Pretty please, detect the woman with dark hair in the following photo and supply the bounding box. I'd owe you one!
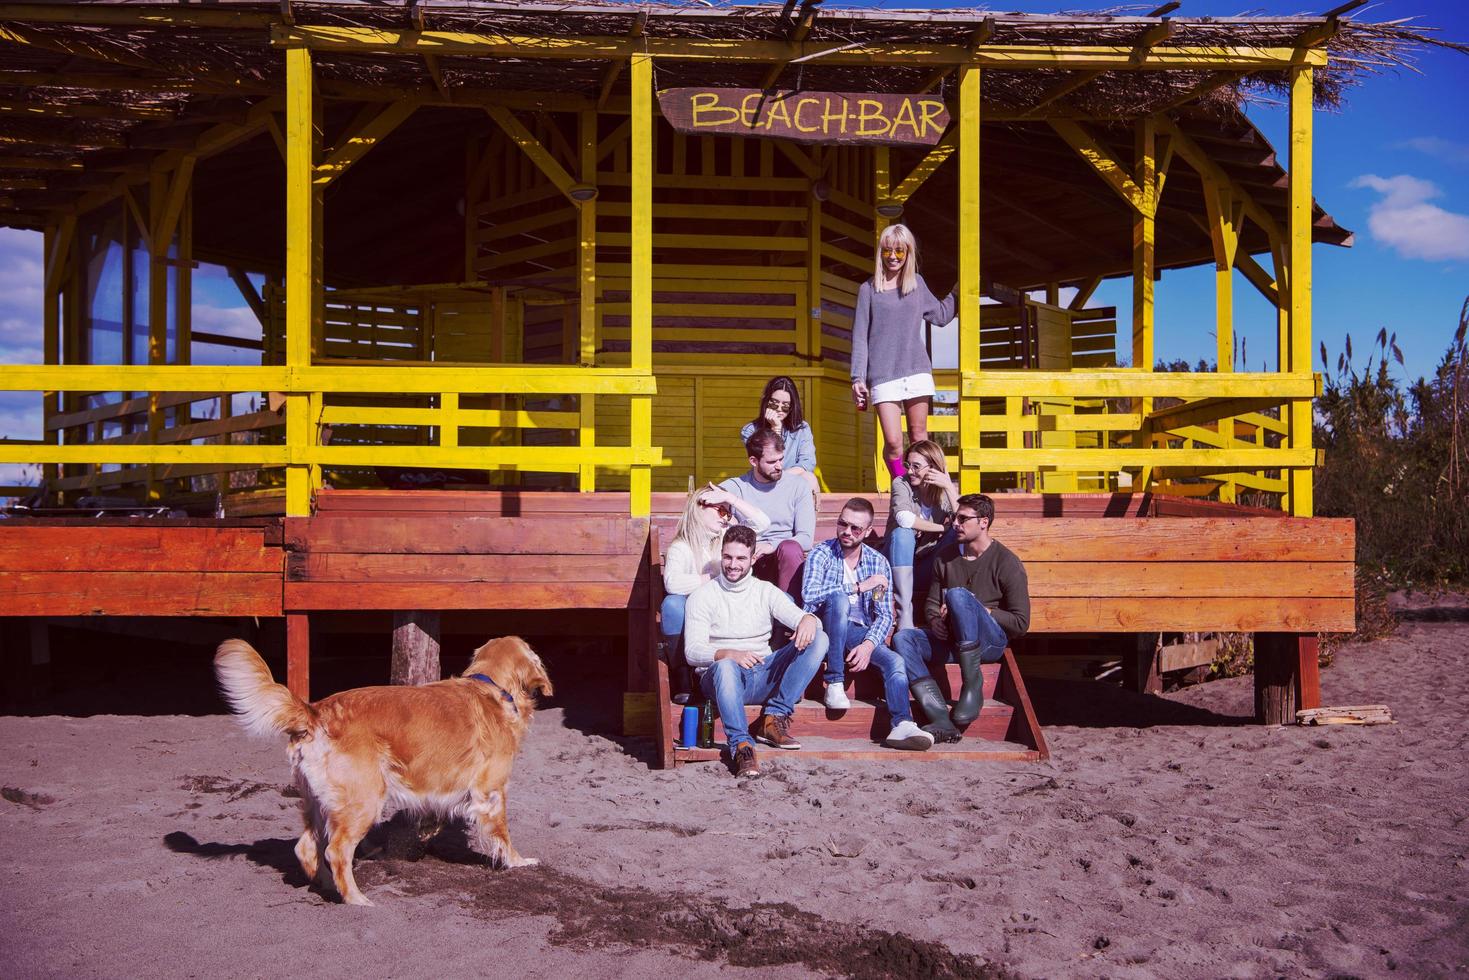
[739,375,819,493]
[884,439,958,631]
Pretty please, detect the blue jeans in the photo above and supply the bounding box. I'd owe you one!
[812,593,912,724]
[886,526,955,615]
[660,593,686,638]
[893,588,1008,683]
[699,633,829,751]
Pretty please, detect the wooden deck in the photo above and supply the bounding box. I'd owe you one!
[0,489,1354,757]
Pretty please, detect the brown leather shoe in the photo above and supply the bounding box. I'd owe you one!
[751,712,801,750]
[733,743,760,779]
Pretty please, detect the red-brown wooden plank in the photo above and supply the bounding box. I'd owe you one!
[286,613,310,702]
[0,526,281,573]
[1,572,283,617]
[997,648,1050,760]
[1029,596,1354,632]
[284,581,639,611]
[1023,561,1353,598]
[284,515,647,555]
[288,552,646,583]
[998,518,1353,562]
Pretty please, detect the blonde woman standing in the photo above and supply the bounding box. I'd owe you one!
[850,224,956,480]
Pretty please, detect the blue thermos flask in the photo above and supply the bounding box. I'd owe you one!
[679,705,699,747]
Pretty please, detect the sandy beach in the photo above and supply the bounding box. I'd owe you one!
[2,610,1467,979]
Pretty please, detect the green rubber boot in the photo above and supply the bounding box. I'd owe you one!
[910,677,962,743]
[950,644,985,727]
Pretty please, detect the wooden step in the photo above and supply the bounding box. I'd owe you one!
[673,735,1042,764]
[679,697,1016,744]
[836,661,996,704]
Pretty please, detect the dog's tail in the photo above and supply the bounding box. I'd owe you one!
[214,639,316,738]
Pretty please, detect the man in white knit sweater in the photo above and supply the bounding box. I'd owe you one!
[684,524,828,779]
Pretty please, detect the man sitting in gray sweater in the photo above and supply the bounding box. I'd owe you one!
[718,427,815,598]
[893,493,1030,742]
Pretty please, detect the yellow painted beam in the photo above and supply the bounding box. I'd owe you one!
[890,129,958,203]
[959,447,1316,469]
[1287,66,1314,517]
[0,5,276,28]
[272,27,1326,70]
[285,47,321,517]
[957,66,982,495]
[1155,115,1282,244]
[0,22,158,71]
[1050,119,1150,216]
[315,97,419,186]
[1132,115,1157,475]
[484,104,581,203]
[630,53,654,515]
[962,371,1319,399]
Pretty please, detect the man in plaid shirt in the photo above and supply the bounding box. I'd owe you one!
[802,497,934,751]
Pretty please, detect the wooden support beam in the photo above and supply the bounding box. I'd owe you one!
[272,26,1326,71]
[921,18,996,92]
[1068,275,1102,310]
[1155,115,1281,244]
[1049,119,1149,215]
[1023,70,1102,117]
[0,22,160,71]
[391,610,441,685]
[286,613,310,701]
[596,10,646,111]
[957,66,982,495]
[629,54,653,517]
[0,156,82,171]
[285,47,321,518]
[890,129,958,203]
[1287,66,1314,516]
[315,98,418,186]
[0,98,174,122]
[1236,248,1280,306]
[757,5,819,92]
[484,104,579,203]
[578,109,597,491]
[1254,632,1320,724]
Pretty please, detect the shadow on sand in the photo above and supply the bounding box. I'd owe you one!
[1026,677,1253,729]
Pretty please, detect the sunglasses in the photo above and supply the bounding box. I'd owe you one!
[954,513,981,525]
[836,518,870,533]
[880,246,908,257]
[700,501,733,520]
[765,398,791,413]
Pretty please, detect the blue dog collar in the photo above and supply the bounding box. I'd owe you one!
[468,673,518,714]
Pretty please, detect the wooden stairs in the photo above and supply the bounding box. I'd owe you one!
[656,650,1049,767]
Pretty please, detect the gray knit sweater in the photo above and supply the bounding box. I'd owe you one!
[850,275,957,388]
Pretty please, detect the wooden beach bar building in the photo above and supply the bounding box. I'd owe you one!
[0,0,1389,764]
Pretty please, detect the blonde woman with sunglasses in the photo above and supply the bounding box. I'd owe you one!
[661,483,771,697]
[850,224,956,480]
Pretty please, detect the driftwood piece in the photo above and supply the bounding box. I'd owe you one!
[1296,704,1395,726]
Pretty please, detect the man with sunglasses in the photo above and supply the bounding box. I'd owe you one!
[893,493,1029,742]
[802,498,933,751]
[718,427,816,598]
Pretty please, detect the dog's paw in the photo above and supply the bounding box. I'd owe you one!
[343,893,376,907]
[508,855,539,869]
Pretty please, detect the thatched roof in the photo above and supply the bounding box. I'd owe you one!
[0,1,1458,286]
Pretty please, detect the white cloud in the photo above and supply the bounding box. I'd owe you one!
[0,228,43,361]
[1350,173,1469,262]
[1399,136,1469,166]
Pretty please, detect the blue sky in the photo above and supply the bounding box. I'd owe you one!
[0,1,1465,466]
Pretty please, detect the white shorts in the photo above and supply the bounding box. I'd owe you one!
[870,372,936,405]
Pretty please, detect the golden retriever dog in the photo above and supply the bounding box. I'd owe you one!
[213,636,552,906]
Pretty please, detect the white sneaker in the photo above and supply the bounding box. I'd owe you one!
[824,682,851,710]
[885,720,935,751]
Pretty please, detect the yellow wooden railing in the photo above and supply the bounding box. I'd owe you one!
[0,364,662,512]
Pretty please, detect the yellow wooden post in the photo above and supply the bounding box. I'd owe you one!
[41,223,59,499]
[1287,66,1314,517]
[1204,176,1242,502]
[578,108,598,492]
[957,66,982,495]
[1132,117,1157,492]
[628,54,653,517]
[285,45,322,517]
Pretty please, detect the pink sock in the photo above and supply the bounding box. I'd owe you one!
[885,457,906,479]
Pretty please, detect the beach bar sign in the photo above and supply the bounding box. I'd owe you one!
[658,88,950,147]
